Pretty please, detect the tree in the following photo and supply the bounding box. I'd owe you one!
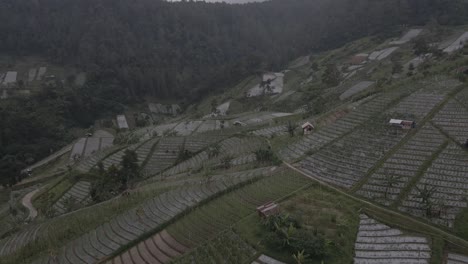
[120,150,139,185]
[287,121,298,137]
[413,37,430,56]
[382,169,402,199]
[322,64,341,87]
[415,184,437,217]
[207,144,221,158]
[392,61,403,74]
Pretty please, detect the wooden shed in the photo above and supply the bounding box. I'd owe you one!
[389,119,415,129]
[256,202,280,218]
[302,122,315,135]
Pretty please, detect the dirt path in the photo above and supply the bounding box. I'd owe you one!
[21,188,40,221]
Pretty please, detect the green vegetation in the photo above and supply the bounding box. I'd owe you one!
[235,184,360,264]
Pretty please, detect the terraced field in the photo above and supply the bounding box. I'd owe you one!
[101,142,147,170]
[142,137,186,175]
[252,125,288,138]
[252,255,286,264]
[172,121,203,136]
[105,230,189,264]
[299,124,405,189]
[52,181,92,216]
[432,99,468,145]
[279,92,403,162]
[163,136,266,176]
[172,231,256,264]
[110,169,309,263]
[447,253,468,264]
[388,90,447,120]
[354,214,431,264]
[399,143,468,227]
[32,167,273,264]
[356,125,447,206]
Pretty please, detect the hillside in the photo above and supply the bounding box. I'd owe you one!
[1,19,468,264]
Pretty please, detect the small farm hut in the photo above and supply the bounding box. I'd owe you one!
[389,119,415,129]
[257,202,280,218]
[302,122,315,135]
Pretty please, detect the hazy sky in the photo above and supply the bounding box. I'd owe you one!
[167,0,268,3]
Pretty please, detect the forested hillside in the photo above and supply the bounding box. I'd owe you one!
[1,0,467,100]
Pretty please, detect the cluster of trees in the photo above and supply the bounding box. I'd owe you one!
[262,213,330,262]
[1,0,467,102]
[91,150,140,202]
[0,83,125,186]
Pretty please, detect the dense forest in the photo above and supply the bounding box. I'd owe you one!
[1,0,467,101]
[1,0,468,185]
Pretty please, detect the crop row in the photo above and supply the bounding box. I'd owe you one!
[432,99,468,145]
[399,143,468,227]
[356,125,446,206]
[33,168,273,263]
[300,125,405,189]
[354,214,430,264]
[52,181,92,216]
[279,92,402,161]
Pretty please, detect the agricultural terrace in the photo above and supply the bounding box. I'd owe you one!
[247,72,285,97]
[447,253,468,264]
[173,232,256,264]
[52,181,92,216]
[32,168,272,264]
[109,168,309,264]
[369,47,399,61]
[390,29,423,45]
[356,125,447,206]
[279,90,405,162]
[163,136,267,176]
[399,143,468,228]
[233,112,293,126]
[252,125,288,138]
[339,81,375,101]
[195,120,228,133]
[172,121,203,136]
[443,32,468,53]
[354,214,431,264]
[432,99,468,145]
[70,137,114,161]
[299,120,406,189]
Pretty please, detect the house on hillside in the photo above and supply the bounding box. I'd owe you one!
[256,202,280,218]
[302,122,315,135]
[389,119,415,129]
[117,115,129,130]
[233,121,247,127]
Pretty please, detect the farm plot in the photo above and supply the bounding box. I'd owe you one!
[165,170,309,248]
[432,99,468,145]
[195,120,229,133]
[340,81,375,100]
[388,90,448,120]
[443,32,468,53]
[390,29,423,45]
[52,181,92,216]
[253,255,286,264]
[369,47,399,61]
[163,136,266,176]
[134,122,179,140]
[447,253,468,264]
[356,125,446,206]
[36,67,47,80]
[399,143,468,227]
[183,134,225,153]
[299,123,405,189]
[173,231,256,264]
[234,112,293,126]
[2,71,17,86]
[279,92,402,162]
[354,214,431,264]
[34,168,271,264]
[247,72,284,97]
[143,137,186,175]
[173,121,203,136]
[70,137,115,161]
[252,125,288,138]
[101,141,146,169]
[216,101,230,116]
[28,68,37,82]
[0,223,49,257]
